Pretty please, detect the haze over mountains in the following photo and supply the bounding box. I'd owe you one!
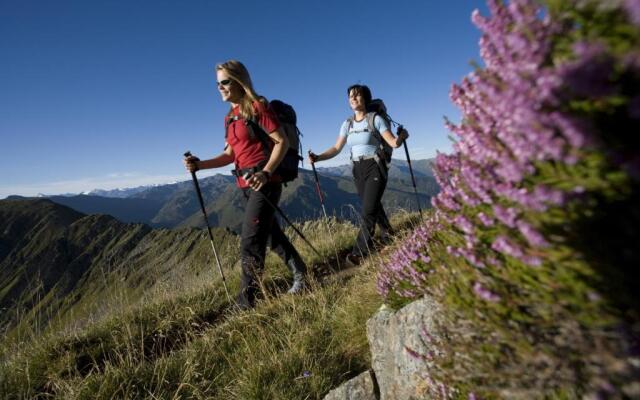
[8,159,439,232]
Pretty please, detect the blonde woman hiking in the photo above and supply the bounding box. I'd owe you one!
[185,60,307,309]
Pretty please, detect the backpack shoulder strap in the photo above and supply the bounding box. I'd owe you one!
[366,112,385,145]
[224,115,238,139]
[367,112,392,170]
[365,112,378,134]
[245,118,272,158]
[345,116,355,135]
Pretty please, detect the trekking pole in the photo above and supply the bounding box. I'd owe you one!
[309,152,328,220]
[184,151,232,303]
[398,127,423,218]
[243,173,323,259]
[308,153,340,269]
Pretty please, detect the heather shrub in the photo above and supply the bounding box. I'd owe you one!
[378,0,639,396]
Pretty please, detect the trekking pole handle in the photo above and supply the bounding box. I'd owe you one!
[397,126,410,159]
[307,149,318,164]
[184,151,202,173]
[397,125,407,140]
[308,152,324,203]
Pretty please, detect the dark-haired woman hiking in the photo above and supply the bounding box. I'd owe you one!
[184,60,307,309]
[308,84,408,267]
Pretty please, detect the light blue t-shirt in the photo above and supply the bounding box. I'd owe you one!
[338,114,390,159]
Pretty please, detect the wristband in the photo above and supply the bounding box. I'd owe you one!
[261,170,271,180]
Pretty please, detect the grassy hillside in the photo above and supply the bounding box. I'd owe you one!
[0,205,421,399]
[0,199,239,345]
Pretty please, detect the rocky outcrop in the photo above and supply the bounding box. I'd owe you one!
[323,370,378,400]
[367,297,440,400]
[323,296,440,400]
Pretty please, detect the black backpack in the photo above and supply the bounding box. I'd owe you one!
[345,98,394,167]
[225,99,303,183]
[267,100,303,182]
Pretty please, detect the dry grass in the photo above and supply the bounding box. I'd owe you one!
[0,214,420,399]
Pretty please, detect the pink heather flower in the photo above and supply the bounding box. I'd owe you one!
[439,382,448,399]
[521,254,543,267]
[625,0,640,26]
[454,215,475,234]
[493,205,518,228]
[461,248,486,269]
[473,282,501,302]
[531,185,565,209]
[421,327,434,343]
[405,345,433,361]
[559,42,615,99]
[550,112,588,148]
[588,291,602,302]
[477,212,494,226]
[491,235,524,258]
[465,233,479,249]
[487,255,502,267]
[516,220,549,247]
[378,0,618,301]
[447,245,462,258]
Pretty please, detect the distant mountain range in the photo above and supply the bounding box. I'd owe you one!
[317,158,435,180]
[87,185,163,198]
[7,159,439,233]
[0,198,237,337]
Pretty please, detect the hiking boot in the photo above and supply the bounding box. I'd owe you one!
[376,234,393,247]
[287,273,306,294]
[344,253,362,268]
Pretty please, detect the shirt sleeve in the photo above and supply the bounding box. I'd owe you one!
[374,114,391,133]
[338,120,350,138]
[255,101,280,133]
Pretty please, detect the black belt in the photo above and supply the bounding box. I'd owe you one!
[231,165,262,178]
[352,154,377,162]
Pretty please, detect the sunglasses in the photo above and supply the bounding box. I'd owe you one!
[217,79,233,87]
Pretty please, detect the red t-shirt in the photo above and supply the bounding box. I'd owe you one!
[225,101,280,188]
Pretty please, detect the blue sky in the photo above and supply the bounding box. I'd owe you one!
[0,0,486,198]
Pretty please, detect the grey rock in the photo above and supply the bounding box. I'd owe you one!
[323,370,378,400]
[366,297,442,400]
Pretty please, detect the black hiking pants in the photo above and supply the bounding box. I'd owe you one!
[237,182,306,309]
[352,159,392,256]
